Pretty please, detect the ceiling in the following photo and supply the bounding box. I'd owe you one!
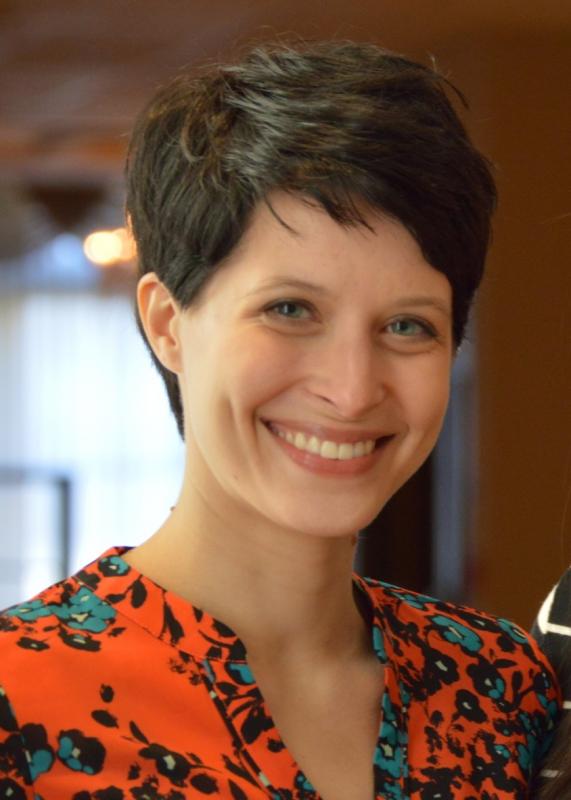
[2,0,571,186]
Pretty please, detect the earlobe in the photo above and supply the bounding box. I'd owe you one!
[137,273,183,373]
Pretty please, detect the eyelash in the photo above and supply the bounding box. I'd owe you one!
[263,300,439,340]
[264,300,314,320]
[386,317,438,339]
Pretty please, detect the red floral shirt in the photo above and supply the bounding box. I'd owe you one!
[0,547,559,799]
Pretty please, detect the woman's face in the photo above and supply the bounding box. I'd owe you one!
[175,193,453,538]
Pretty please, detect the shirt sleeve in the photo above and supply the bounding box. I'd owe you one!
[0,683,35,800]
[528,570,571,792]
[530,583,555,645]
[522,626,562,772]
[530,569,571,700]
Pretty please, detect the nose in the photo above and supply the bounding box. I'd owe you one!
[308,332,387,420]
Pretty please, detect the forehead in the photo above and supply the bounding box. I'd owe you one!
[195,192,451,314]
[212,192,451,301]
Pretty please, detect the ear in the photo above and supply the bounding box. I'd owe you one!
[137,273,183,373]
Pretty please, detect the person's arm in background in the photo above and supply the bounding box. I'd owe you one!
[531,570,571,798]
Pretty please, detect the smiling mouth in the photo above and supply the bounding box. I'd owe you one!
[264,422,388,461]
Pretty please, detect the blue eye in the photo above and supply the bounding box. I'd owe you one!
[387,318,435,338]
[267,301,311,320]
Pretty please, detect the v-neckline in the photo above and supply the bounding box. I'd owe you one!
[76,546,410,798]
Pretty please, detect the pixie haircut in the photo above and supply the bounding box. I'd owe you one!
[126,40,496,438]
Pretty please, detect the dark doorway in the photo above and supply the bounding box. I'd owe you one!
[355,457,432,592]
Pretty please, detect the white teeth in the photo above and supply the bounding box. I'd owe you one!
[272,425,379,460]
[338,443,354,461]
[308,435,321,454]
[320,440,338,459]
[353,441,365,457]
[294,432,307,449]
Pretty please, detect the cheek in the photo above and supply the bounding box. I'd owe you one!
[423,369,451,433]
[219,332,308,410]
[400,359,451,434]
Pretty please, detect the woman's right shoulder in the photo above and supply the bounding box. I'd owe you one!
[0,575,84,662]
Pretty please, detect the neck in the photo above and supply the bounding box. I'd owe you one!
[125,476,370,664]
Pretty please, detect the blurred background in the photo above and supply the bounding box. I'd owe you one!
[0,0,570,627]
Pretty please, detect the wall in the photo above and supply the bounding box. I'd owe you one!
[442,34,571,626]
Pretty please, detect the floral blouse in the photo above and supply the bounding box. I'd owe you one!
[0,547,559,799]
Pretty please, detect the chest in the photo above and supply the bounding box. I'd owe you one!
[250,659,385,800]
[267,704,381,800]
[6,621,547,800]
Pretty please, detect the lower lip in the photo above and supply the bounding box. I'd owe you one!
[266,426,390,476]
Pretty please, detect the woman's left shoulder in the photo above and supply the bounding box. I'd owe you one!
[362,576,559,680]
[359,577,561,785]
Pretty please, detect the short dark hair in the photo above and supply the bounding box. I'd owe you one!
[126,40,496,438]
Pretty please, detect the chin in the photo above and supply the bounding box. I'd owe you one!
[277,500,387,541]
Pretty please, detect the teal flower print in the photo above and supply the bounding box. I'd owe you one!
[372,625,387,662]
[57,728,105,774]
[431,615,483,653]
[226,662,255,686]
[54,587,116,633]
[374,696,404,780]
[98,554,130,576]
[497,617,528,645]
[5,599,53,623]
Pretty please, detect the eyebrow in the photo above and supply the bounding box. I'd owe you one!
[391,296,452,318]
[244,278,333,298]
[245,278,451,317]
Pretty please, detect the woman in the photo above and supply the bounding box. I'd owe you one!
[0,41,559,800]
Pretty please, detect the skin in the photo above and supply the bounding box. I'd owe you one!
[126,192,454,800]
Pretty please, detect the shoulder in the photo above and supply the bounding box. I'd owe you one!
[0,574,116,652]
[362,577,561,773]
[1,575,78,642]
[0,572,128,785]
[363,577,536,646]
[361,576,559,694]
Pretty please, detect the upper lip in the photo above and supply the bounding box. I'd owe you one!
[263,419,392,444]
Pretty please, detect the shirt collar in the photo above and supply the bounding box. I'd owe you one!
[75,546,388,665]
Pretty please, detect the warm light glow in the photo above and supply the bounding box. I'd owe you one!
[83,227,136,267]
